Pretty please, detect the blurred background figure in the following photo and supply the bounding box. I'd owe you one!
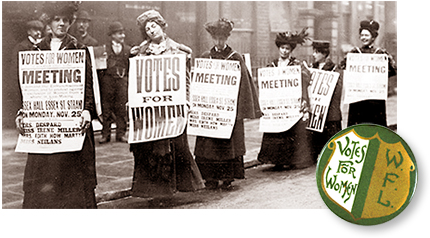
[72,10,98,47]
[11,20,45,113]
[99,21,130,144]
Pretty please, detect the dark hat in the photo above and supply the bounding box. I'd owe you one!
[108,21,124,35]
[76,10,91,21]
[312,40,330,49]
[204,18,234,37]
[359,19,380,37]
[275,27,309,48]
[41,1,77,23]
[136,10,167,29]
[26,20,44,31]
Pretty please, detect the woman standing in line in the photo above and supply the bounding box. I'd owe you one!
[257,29,314,170]
[339,20,397,127]
[16,1,97,208]
[194,18,262,190]
[129,10,205,198]
[309,40,343,160]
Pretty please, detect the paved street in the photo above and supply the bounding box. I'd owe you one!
[2,95,397,209]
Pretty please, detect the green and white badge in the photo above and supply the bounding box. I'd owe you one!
[316,124,418,225]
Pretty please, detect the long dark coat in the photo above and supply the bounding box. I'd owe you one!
[310,58,343,160]
[194,45,262,182]
[339,45,397,127]
[22,34,97,208]
[257,57,314,168]
[130,37,205,198]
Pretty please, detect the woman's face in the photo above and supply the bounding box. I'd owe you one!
[145,21,164,42]
[212,35,228,50]
[360,29,374,46]
[49,15,71,38]
[279,44,292,59]
[313,49,325,64]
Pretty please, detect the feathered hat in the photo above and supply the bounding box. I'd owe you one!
[204,18,234,37]
[275,27,310,48]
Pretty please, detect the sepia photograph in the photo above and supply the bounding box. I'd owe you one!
[1,0,425,236]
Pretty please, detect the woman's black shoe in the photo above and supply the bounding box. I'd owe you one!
[205,181,219,190]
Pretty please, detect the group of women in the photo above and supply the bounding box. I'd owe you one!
[15,2,396,208]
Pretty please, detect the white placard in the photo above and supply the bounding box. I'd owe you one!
[15,50,87,153]
[258,66,303,132]
[128,54,187,143]
[306,69,340,132]
[187,58,241,139]
[343,53,388,104]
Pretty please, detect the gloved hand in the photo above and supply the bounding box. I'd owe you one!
[80,110,92,133]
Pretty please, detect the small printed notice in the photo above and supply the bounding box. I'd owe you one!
[187,58,241,139]
[306,69,340,132]
[128,54,187,143]
[258,66,302,133]
[343,53,388,104]
[15,50,87,154]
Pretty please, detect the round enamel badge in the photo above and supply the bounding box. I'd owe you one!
[316,124,418,225]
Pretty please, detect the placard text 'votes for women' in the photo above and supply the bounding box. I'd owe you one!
[128,54,187,143]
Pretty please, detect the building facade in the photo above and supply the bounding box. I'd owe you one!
[2,1,397,128]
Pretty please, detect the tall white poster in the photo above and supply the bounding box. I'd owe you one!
[343,53,388,104]
[258,66,302,132]
[15,50,86,154]
[187,58,241,139]
[306,69,340,132]
[128,54,187,143]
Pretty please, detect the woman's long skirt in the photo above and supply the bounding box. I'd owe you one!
[131,132,205,198]
[194,119,246,182]
[347,100,387,127]
[257,120,314,169]
[22,129,97,209]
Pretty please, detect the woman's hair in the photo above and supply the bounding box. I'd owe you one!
[40,1,77,25]
[314,47,330,57]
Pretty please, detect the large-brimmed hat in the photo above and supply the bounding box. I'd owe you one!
[136,10,167,29]
[204,18,234,37]
[359,19,379,38]
[108,21,124,36]
[275,27,309,48]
